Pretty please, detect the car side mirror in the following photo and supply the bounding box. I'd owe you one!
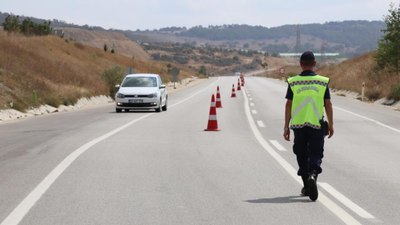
[115,84,121,88]
[160,84,166,89]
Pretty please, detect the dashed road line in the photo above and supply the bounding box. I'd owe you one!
[242,87,365,225]
[251,110,258,114]
[250,102,255,107]
[256,120,265,128]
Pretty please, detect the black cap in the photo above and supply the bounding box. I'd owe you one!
[300,51,315,62]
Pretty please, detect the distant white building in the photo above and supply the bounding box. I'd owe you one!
[279,53,340,57]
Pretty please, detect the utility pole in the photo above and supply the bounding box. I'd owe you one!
[320,41,326,64]
[295,25,301,53]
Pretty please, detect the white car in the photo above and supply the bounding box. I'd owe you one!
[115,74,168,113]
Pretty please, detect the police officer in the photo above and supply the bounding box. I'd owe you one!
[283,51,334,201]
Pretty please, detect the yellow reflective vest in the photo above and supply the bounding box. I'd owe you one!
[288,75,329,129]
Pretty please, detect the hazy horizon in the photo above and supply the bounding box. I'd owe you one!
[1,0,396,30]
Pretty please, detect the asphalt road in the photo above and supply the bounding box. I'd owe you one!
[1,76,400,225]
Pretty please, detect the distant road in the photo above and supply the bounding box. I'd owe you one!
[1,76,399,225]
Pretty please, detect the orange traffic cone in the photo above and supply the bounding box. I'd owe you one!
[231,84,236,98]
[241,77,245,86]
[216,86,222,108]
[237,79,241,91]
[204,94,220,131]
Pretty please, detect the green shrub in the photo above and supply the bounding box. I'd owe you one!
[389,85,400,101]
[101,66,125,99]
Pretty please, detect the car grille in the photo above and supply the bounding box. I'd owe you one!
[120,103,156,107]
[124,94,152,98]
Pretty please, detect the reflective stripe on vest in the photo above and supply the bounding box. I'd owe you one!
[288,75,329,129]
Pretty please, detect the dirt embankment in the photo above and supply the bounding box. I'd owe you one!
[0,30,193,111]
[318,52,400,103]
[60,28,150,61]
[260,52,400,109]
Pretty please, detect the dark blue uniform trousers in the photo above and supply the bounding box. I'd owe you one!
[293,127,324,177]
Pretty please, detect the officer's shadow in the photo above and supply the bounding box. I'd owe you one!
[245,195,310,204]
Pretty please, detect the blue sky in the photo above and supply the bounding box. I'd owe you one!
[1,0,398,30]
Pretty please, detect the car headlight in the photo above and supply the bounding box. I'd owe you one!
[116,93,125,98]
[148,92,158,98]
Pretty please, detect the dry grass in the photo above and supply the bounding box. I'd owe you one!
[61,28,151,61]
[0,31,192,111]
[261,52,400,101]
[318,52,400,101]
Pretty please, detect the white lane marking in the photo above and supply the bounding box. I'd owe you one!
[335,106,400,133]
[0,78,220,225]
[256,120,265,128]
[170,77,221,108]
[249,98,253,101]
[319,183,375,219]
[250,102,255,107]
[242,87,363,225]
[251,110,258,114]
[0,114,152,225]
[269,140,287,151]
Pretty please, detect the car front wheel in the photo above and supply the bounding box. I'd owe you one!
[116,108,122,113]
[155,100,162,113]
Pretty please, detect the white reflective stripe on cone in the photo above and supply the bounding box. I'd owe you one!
[208,115,217,120]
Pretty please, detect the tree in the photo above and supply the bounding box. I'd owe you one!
[375,3,400,74]
[3,15,20,32]
[20,19,34,35]
[2,15,52,36]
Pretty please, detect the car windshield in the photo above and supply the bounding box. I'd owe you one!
[121,77,157,87]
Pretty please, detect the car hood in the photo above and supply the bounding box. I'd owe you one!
[118,87,159,95]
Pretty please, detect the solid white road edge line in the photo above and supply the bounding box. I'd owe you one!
[0,114,152,225]
[269,140,287,151]
[319,183,375,219]
[242,87,363,225]
[335,106,400,133]
[0,77,220,225]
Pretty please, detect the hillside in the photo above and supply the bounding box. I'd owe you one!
[60,27,151,61]
[268,52,399,102]
[143,41,290,75]
[318,52,400,101]
[0,31,192,111]
[126,21,385,57]
[0,12,385,56]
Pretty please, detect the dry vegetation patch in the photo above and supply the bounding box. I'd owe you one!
[0,31,192,111]
[319,52,400,101]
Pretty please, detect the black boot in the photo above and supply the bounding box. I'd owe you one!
[301,176,309,196]
[308,172,318,201]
